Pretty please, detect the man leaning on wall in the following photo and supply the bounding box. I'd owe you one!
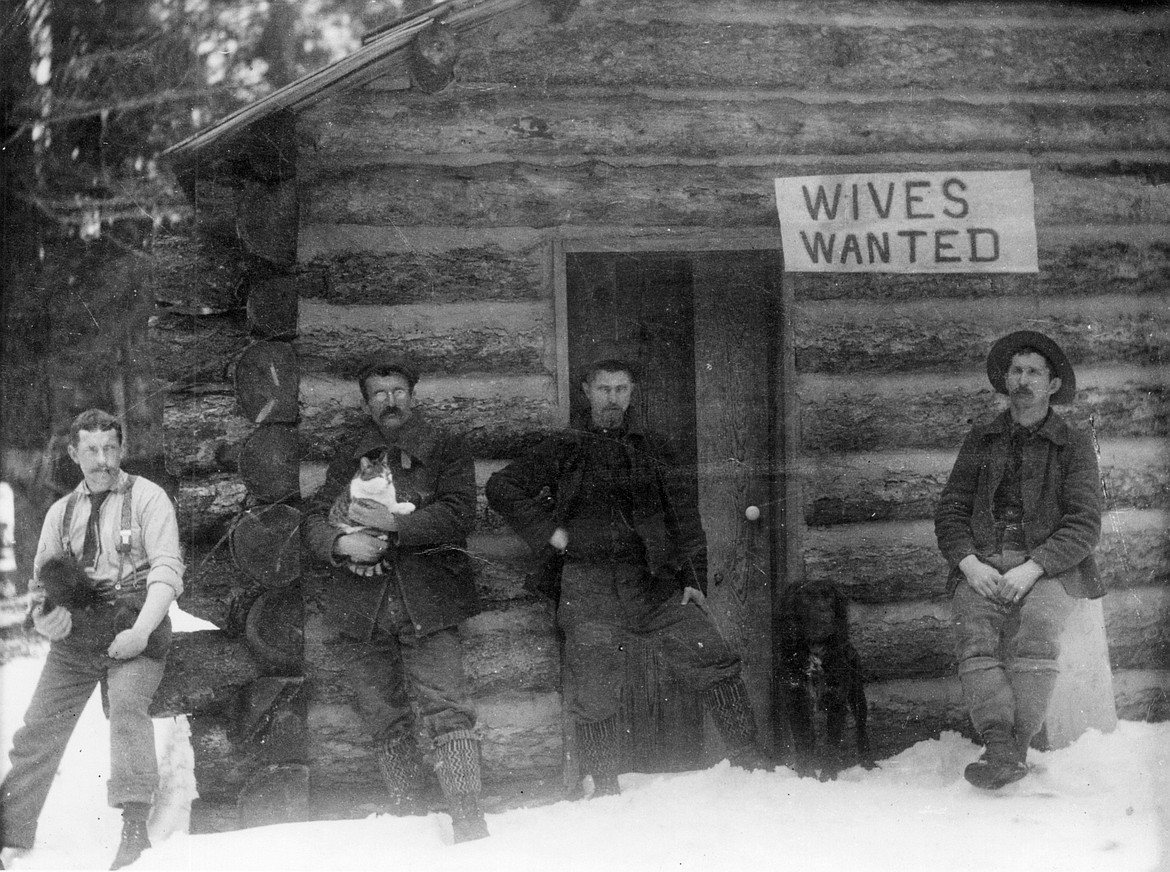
[935,331,1104,790]
[301,354,488,843]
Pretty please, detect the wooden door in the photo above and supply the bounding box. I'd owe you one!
[692,251,780,754]
[564,248,781,768]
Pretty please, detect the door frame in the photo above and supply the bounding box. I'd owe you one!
[551,232,802,743]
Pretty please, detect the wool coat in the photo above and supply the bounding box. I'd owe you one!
[485,412,708,604]
[303,413,479,639]
[935,409,1104,599]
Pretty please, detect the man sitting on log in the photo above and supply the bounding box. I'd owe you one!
[0,409,185,870]
[935,331,1103,790]
[302,354,488,842]
[486,355,769,798]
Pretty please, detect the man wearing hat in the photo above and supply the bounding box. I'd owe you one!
[486,356,769,798]
[302,355,487,841]
[935,331,1103,789]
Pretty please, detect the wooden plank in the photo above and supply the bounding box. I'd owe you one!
[300,241,547,304]
[452,14,1170,91]
[694,251,779,741]
[304,90,1170,165]
[801,438,1168,525]
[800,364,1170,453]
[296,299,551,377]
[299,158,1170,231]
[794,294,1170,376]
[804,511,1170,604]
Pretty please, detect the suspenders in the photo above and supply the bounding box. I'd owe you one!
[60,475,138,577]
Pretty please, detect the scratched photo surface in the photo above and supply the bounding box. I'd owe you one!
[1,0,1167,869]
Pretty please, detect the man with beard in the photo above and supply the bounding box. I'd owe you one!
[302,354,487,842]
[486,357,768,798]
[935,331,1103,789]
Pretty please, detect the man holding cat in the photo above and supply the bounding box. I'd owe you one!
[302,354,487,842]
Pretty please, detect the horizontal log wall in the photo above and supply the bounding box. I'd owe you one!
[156,0,1169,778]
[295,0,1169,763]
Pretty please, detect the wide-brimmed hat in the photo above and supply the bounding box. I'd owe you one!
[356,353,419,391]
[986,330,1075,405]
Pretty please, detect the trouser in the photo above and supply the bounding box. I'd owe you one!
[337,576,475,745]
[558,560,741,724]
[0,632,166,849]
[952,573,1075,742]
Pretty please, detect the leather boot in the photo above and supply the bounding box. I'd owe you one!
[1010,664,1059,764]
[376,731,430,816]
[433,732,489,843]
[964,724,1027,789]
[576,717,622,797]
[110,818,151,870]
[701,676,771,771]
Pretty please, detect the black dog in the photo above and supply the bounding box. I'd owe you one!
[779,581,876,780]
[37,556,115,613]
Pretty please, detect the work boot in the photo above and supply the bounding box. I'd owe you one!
[963,725,1028,790]
[110,819,150,870]
[433,732,489,843]
[576,717,622,797]
[702,676,772,771]
[376,731,431,816]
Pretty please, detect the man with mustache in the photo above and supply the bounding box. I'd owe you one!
[487,357,768,798]
[302,354,487,842]
[935,332,1103,789]
[0,409,184,870]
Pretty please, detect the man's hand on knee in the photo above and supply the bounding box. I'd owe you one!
[32,603,72,641]
[681,586,706,607]
[959,555,1002,599]
[997,560,1044,604]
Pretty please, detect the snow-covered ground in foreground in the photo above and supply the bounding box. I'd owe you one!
[2,606,1168,872]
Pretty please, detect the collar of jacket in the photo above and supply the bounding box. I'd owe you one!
[569,409,647,441]
[974,409,1070,447]
[75,469,135,499]
[349,412,440,465]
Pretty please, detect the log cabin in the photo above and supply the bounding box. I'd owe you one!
[155,0,1170,826]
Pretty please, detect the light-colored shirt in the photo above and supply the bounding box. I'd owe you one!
[33,470,185,597]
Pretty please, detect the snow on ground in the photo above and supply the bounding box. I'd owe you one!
[2,606,1168,872]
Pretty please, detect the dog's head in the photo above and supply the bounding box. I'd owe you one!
[781,581,850,647]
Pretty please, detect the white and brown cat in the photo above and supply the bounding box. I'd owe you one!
[329,452,415,577]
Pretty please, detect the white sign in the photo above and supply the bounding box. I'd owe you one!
[775,170,1038,273]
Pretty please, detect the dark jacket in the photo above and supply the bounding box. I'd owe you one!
[485,412,708,603]
[935,409,1104,599]
[303,413,480,639]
